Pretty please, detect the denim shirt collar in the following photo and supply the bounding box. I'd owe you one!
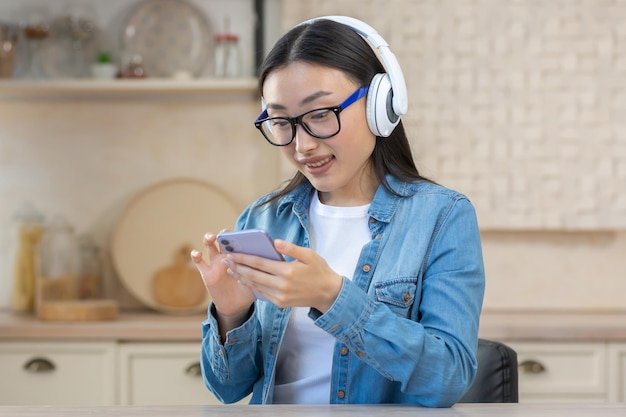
[275,175,417,223]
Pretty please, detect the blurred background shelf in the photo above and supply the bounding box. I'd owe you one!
[0,78,259,99]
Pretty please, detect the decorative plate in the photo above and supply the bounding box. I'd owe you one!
[110,178,239,314]
[121,0,212,78]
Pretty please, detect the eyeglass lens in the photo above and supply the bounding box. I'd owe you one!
[258,108,340,146]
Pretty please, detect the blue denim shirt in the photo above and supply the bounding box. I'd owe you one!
[200,176,485,407]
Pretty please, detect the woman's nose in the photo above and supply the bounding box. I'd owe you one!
[294,124,318,153]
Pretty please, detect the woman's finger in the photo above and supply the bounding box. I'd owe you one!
[203,233,221,257]
[274,239,313,262]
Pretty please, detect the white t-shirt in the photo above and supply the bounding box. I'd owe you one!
[273,191,371,404]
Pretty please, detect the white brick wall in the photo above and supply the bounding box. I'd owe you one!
[283,0,626,230]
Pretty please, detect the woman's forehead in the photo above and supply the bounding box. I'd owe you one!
[262,62,355,104]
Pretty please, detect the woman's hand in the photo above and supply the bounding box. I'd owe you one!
[223,239,343,313]
[190,233,256,320]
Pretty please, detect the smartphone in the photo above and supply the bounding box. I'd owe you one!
[217,229,284,300]
[217,229,284,261]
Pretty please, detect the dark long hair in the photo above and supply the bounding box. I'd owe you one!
[258,19,432,204]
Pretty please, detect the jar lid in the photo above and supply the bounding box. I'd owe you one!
[46,214,74,232]
[77,234,99,252]
[12,202,45,224]
[214,33,239,42]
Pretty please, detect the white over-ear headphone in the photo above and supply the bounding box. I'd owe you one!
[300,16,408,137]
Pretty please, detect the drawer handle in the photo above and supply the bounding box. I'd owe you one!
[519,359,546,374]
[23,357,56,373]
[185,362,202,377]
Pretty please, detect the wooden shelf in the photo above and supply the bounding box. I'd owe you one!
[0,78,259,100]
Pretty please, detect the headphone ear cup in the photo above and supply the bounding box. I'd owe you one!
[366,73,400,137]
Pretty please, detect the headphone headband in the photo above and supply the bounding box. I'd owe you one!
[301,16,408,116]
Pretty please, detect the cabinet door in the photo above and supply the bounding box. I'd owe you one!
[609,343,626,402]
[0,341,116,405]
[505,341,608,402]
[118,342,234,405]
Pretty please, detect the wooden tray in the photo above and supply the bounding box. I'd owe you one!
[38,300,119,321]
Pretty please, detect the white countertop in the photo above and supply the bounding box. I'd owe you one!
[1,403,626,417]
[1,309,626,342]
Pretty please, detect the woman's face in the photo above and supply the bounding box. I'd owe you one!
[262,61,378,206]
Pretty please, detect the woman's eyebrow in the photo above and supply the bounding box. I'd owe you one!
[300,90,332,105]
[266,91,333,110]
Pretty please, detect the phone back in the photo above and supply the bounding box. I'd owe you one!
[217,229,284,261]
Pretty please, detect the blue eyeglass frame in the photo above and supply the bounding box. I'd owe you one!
[254,86,369,146]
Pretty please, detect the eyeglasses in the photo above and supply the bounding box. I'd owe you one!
[254,87,369,146]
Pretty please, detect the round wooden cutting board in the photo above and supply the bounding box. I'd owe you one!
[110,178,240,314]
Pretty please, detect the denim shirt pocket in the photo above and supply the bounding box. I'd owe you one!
[374,277,418,316]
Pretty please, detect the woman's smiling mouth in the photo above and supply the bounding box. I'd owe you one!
[305,156,333,168]
[298,155,335,175]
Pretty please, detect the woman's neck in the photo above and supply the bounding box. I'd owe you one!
[317,170,379,207]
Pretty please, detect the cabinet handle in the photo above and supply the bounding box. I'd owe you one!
[519,359,546,374]
[23,357,56,373]
[185,362,202,377]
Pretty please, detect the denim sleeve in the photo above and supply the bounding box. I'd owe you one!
[199,303,261,404]
[313,197,485,407]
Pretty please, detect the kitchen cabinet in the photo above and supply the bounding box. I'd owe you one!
[118,342,218,405]
[118,342,251,405]
[0,340,230,406]
[505,341,609,403]
[0,341,117,405]
[2,311,626,405]
[2,339,623,406]
[609,343,626,402]
[478,311,626,403]
[502,340,626,404]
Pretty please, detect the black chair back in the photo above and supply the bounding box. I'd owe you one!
[459,339,519,403]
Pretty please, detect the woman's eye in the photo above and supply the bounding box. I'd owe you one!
[309,110,330,121]
[271,119,290,128]
[272,119,289,127]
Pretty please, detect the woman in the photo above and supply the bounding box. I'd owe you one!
[191,16,485,407]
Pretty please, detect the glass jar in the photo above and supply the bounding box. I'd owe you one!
[214,32,241,78]
[119,53,146,78]
[4,202,45,313]
[77,234,102,299]
[36,215,80,312]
